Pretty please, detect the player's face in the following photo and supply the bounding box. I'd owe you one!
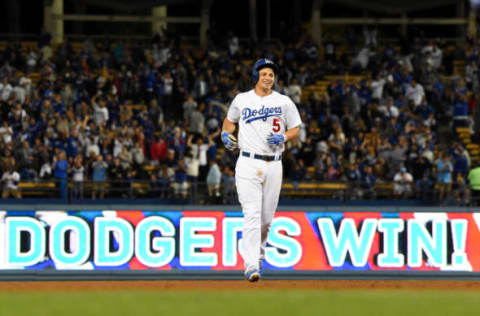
[256,68,275,91]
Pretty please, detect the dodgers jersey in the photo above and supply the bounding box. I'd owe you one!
[227,89,302,155]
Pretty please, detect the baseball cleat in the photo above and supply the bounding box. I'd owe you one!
[245,270,261,282]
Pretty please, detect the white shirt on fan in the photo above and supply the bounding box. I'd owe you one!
[227,89,302,155]
[405,83,425,106]
[1,171,20,190]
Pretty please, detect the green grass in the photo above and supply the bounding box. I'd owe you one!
[0,289,479,316]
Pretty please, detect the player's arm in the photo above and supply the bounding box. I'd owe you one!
[221,118,238,151]
[222,118,236,134]
[284,126,300,143]
[222,94,240,151]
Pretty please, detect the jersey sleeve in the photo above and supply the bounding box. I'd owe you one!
[227,95,241,123]
[284,96,302,130]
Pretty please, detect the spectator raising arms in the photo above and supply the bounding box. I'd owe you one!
[0,31,475,206]
[1,166,21,199]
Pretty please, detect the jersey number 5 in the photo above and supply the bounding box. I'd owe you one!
[272,118,281,132]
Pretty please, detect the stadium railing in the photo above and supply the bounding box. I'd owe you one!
[2,179,471,206]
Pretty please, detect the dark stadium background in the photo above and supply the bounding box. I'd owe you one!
[0,0,462,39]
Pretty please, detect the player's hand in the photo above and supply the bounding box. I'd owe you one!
[267,133,287,145]
[221,131,238,151]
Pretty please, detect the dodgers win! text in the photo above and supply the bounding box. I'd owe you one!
[0,211,478,271]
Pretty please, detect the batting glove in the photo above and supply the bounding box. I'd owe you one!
[267,133,287,145]
[221,131,238,151]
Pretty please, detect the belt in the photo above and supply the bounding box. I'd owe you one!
[241,151,281,162]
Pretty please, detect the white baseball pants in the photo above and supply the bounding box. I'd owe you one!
[235,155,283,273]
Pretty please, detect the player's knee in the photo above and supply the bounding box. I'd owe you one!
[261,223,272,236]
[261,223,271,234]
[241,201,261,216]
[244,213,260,226]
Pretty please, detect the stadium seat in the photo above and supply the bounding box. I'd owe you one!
[18,182,57,197]
[456,127,471,134]
[281,182,347,198]
[373,183,394,199]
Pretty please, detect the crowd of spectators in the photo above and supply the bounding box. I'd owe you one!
[0,25,478,204]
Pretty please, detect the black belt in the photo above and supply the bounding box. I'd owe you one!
[242,151,281,162]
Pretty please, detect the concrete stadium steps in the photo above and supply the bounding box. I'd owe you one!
[453,60,466,77]
[301,75,365,102]
[456,127,480,163]
[302,81,329,102]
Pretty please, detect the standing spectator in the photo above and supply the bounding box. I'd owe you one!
[39,157,53,180]
[192,136,210,182]
[468,164,480,206]
[415,173,434,200]
[453,173,470,206]
[150,136,167,165]
[287,79,302,104]
[1,166,21,199]
[118,145,133,170]
[20,155,38,181]
[185,135,200,203]
[361,165,376,199]
[92,94,109,126]
[189,106,205,136]
[227,31,239,56]
[313,151,327,181]
[52,152,68,200]
[328,127,345,156]
[466,61,479,91]
[206,159,221,203]
[183,94,198,122]
[289,159,307,182]
[169,126,185,154]
[108,157,129,197]
[393,167,413,198]
[173,158,188,199]
[325,156,340,181]
[363,25,377,47]
[222,165,236,204]
[0,121,13,144]
[157,164,174,198]
[162,72,174,118]
[0,77,13,101]
[452,144,469,180]
[370,74,387,101]
[430,42,443,70]
[131,141,145,169]
[193,74,208,100]
[324,38,336,63]
[19,141,34,166]
[352,46,375,70]
[405,79,426,107]
[91,155,108,199]
[346,163,362,199]
[70,158,85,200]
[85,134,100,158]
[435,152,453,202]
[67,129,81,159]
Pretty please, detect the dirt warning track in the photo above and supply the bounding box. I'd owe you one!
[0,280,480,291]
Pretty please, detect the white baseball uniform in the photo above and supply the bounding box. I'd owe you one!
[227,89,302,273]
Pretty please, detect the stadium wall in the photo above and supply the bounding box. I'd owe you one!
[1,204,480,281]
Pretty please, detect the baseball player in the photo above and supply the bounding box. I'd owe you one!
[221,58,301,282]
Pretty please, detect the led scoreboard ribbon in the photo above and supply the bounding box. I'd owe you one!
[0,210,478,271]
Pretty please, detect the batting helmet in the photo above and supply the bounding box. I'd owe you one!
[252,58,278,83]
